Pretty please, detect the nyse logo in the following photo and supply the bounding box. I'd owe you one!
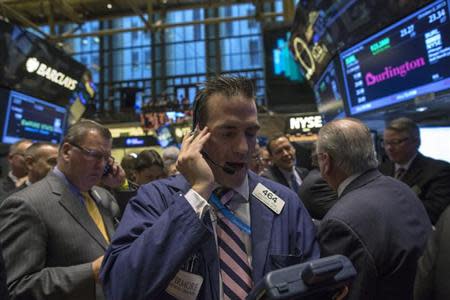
[25,57,78,91]
[289,115,323,133]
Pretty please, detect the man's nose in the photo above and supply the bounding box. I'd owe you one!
[235,135,249,154]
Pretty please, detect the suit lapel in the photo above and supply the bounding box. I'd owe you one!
[248,173,274,281]
[47,173,109,250]
[200,216,220,300]
[401,155,423,186]
[272,166,289,187]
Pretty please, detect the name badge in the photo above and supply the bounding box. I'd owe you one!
[166,270,203,300]
[252,183,285,214]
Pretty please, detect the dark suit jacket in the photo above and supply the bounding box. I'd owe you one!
[0,241,8,300]
[262,165,309,189]
[379,153,450,224]
[297,168,337,219]
[0,176,15,204]
[414,205,450,300]
[318,169,432,300]
[0,172,118,300]
[100,172,320,300]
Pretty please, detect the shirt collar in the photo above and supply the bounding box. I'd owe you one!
[278,166,297,181]
[395,153,417,172]
[8,171,20,184]
[337,172,362,197]
[52,166,83,199]
[214,173,250,202]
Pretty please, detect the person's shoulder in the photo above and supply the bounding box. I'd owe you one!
[418,153,450,170]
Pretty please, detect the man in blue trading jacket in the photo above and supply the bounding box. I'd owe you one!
[100,76,320,300]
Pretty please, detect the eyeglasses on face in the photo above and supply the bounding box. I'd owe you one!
[70,142,114,164]
[381,137,409,147]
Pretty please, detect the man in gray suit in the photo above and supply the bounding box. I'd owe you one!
[316,118,431,300]
[0,119,124,300]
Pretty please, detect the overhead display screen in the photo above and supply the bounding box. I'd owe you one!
[313,59,346,122]
[2,90,67,144]
[0,20,87,106]
[339,0,450,115]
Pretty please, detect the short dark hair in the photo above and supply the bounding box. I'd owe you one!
[62,119,112,147]
[192,76,255,129]
[135,149,164,172]
[385,117,420,141]
[266,134,290,155]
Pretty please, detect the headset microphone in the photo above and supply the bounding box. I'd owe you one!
[201,151,236,175]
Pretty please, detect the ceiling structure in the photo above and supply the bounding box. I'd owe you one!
[0,0,293,40]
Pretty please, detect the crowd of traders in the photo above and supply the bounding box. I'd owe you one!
[0,76,449,300]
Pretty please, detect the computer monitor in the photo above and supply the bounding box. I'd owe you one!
[2,89,67,144]
[419,126,450,163]
[339,0,450,116]
[313,58,346,123]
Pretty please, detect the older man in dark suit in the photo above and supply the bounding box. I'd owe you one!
[379,117,450,224]
[0,119,123,300]
[316,118,432,300]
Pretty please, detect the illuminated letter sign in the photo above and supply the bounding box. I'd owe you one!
[289,115,323,133]
[25,57,78,91]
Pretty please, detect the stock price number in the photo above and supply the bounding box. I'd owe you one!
[428,8,446,24]
[400,25,415,38]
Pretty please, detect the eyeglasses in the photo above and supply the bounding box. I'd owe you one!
[381,137,409,147]
[70,143,114,164]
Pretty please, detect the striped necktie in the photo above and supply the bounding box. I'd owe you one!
[214,188,253,300]
[395,167,406,179]
[82,192,110,243]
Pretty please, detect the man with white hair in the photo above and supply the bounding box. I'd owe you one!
[316,118,431,300]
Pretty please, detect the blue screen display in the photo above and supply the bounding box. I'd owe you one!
[339,0,450,115]
[313,59,346,122]
[2,90,67,144]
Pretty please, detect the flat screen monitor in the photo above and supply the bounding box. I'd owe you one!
[263,24,315,112]
[2,89,67,144]
[313,59,346,123]
[339,0,450,116]
[419,126,450,163]
[156,125,176,148]
[0,20,87,107]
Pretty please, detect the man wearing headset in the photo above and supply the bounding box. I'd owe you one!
[100,76,319,300]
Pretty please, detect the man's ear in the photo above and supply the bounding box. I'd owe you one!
[322,153,332,176]
[24,156,34,172]
[61,143,72,161]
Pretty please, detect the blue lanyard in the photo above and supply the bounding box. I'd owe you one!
[210,193,251,235]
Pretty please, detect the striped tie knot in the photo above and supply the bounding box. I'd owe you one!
[214,187,234,205]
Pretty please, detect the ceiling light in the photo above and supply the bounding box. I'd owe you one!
[416,106,428,112]
[107,3,112,9]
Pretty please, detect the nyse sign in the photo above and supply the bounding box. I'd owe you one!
[289,115,323,134]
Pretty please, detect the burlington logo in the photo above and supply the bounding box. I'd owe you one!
[25,57,78,91]
[365,57,426,87]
